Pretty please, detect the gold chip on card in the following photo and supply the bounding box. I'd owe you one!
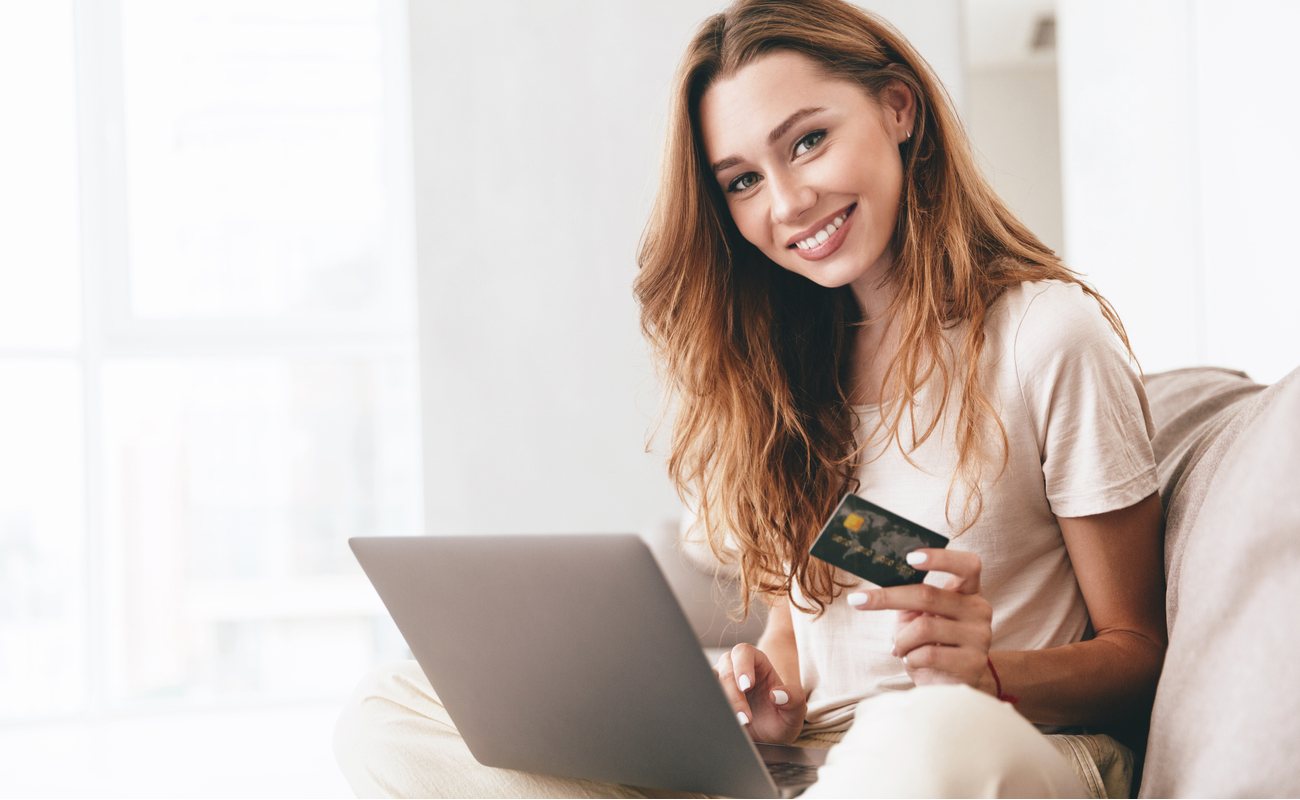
[843,512,865,532]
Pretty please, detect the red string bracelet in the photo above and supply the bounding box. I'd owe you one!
[987,656,1020,705]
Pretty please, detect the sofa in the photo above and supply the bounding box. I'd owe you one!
[639,365,1300,798]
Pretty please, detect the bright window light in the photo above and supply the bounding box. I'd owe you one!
[0,0,419,723]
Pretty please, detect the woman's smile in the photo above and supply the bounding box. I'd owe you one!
[787,202,856,261]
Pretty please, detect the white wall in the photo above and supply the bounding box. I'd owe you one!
[1192,3,1300,382]
[966,62,1063,255]
[408,0,709,537]
[961,0,1065,265]
[407,1,965,535]
[1058,0,1300,383]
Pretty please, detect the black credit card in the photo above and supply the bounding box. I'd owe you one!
[809,493,950,587]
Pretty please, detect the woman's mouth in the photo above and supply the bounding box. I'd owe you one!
[788,203,856,262]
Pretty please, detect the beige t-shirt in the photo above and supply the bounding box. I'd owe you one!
[789,279,1159,736]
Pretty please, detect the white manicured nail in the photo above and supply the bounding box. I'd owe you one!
[737,710,750,725]
[848,591,868,607]
[906,551,927,566]
[772,690,789,706]
[737,673,752,692]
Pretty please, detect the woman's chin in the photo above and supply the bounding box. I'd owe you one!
[790,260,865,289]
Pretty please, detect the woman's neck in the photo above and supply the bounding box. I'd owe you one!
[848,250,897,322]
[846,260,901,407]
[847,314,902,407]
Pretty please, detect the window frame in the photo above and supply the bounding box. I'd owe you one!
[0,0,423,721]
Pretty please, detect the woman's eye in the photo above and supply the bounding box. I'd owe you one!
[793,130,826,157]
[726,172,761,193]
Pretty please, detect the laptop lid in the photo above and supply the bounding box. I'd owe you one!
[349,533,785,798]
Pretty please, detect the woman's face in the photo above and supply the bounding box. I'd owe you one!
[699,50,915,295]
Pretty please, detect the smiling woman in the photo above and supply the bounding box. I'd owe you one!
[633,0,1164,797]
[330,1,1162,797]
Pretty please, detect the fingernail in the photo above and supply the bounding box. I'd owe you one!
[848,591,872,608]
[737,673,752,692]
[772,690,789,706]
[737,711,750,726]
[906,551,927,566]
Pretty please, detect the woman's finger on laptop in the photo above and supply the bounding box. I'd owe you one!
[730,643,759,695]
[713,649,755,726]
[731,643,791,703]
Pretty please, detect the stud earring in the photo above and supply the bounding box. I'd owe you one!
[906,130,912,140]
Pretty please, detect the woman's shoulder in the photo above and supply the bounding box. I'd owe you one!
[991,278,1118,360]
[994,278,1088,322]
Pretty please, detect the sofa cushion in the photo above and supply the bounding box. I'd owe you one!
[1138,366,1300,797]
[1143,367,1267,626]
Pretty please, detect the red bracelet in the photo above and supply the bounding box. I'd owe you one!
[987,656,1019,705]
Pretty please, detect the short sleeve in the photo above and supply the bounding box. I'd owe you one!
[1013,282,1159,518]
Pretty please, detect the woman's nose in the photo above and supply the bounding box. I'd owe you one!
[768,173,817,226]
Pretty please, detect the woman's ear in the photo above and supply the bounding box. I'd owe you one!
[877,78,917,144]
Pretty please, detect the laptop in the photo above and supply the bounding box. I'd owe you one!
[349,534,829,798]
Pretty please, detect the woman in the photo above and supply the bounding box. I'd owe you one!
[637,0,1164,796]
[334,1,1164,796]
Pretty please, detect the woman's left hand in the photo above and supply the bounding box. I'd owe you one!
[846,549,994,694]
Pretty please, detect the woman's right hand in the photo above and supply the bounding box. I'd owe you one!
[713,643,807,745]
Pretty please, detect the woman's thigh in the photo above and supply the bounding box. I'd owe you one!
[800,684,1089,799]
[332,659,719,799]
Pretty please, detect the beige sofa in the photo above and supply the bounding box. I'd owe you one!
[641,365,1300,798]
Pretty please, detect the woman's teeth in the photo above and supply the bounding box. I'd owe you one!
[796,213,847,250]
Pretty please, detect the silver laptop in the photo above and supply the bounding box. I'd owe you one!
[349,534,829,798]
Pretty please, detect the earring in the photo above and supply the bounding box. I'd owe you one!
[906,130,912,140]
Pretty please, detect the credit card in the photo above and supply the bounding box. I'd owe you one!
[809,493,950,587]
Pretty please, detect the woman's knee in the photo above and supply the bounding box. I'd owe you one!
[805,684,1086,798]
[333,660,446,777]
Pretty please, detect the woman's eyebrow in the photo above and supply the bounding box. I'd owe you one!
[710,106,827,174]
[766,106,826,145]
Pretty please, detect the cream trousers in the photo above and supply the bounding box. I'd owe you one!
[333,660,1132,798]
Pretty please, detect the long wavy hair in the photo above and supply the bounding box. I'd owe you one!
[633,0,1138,621]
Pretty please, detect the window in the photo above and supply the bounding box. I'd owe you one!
[0,0,419,721]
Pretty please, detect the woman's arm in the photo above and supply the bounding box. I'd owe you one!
[984,491,1167,727]
[878,491,1166,729]
[756,595,802,689]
